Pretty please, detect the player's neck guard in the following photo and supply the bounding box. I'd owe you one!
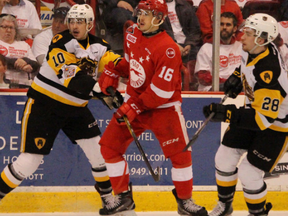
[142,29,162,37]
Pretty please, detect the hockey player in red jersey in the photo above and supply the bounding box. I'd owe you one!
[97,0,208,215]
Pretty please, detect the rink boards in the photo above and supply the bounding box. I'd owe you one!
[0,91,287,212]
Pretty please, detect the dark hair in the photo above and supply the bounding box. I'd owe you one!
[53,7,69,20]
[0,13,16,19]
[221,12,238,27]
[0,54,7,66]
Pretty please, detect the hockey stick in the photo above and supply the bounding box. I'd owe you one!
[106,87,161,182]
[123,116,161,182]
[182,94,228,152]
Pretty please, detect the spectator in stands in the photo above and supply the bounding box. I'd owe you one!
[0,14,40,88]
[195,12,242,91]
[196,0,243,43]
[234,0,247,8]
[102,0,139,37]
[275,21,288,69]
[162,0,202,90]
[0,0,41,30]
[0,53,8,88]
[32,7,69,65]
[281,0,288,21]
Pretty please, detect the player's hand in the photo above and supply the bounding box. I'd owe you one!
[22,64,33,73]
[224,71,243,98]
[14,58,27,70]
[182,45,191,56]
[114,99,142,124]
[203,103,237,123]
[98,61,120,95]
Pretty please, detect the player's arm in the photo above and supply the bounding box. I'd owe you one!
[203,68,282,130]
[138,44,183,109]
[97,36,130,95]
[114,44,182,123]
[46,34,96,96]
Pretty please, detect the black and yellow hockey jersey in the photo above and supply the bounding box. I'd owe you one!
[237,42,288,132]
[28,30,121,107]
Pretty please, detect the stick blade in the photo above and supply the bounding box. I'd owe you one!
[152,166,161,182]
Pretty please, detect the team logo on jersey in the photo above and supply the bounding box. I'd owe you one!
[127,34,137,44]
[260,71,273,84]
[34,138,46,150]
[166,48,175,58]
[78,57,97,77]
[52,34,63,43]
[0,45,8,56]
[130,59,146,88]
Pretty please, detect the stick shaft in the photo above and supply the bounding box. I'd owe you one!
[183,94,228,152]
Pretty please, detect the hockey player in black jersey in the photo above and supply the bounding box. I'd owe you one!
[0,4,122,210]
[203,13,288,216]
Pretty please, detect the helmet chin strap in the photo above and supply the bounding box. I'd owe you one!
[84,23,93,38]
[137,17,163,34]
[248,44,259,54]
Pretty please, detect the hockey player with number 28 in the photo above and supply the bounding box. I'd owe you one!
[0,4,123,210]
[97,0,208,215]
[203,13,288,216]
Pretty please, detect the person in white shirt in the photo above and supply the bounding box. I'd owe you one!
[277,21,288,69]
[195,12,242,91]
[0,0,41,30]
[32,7,69,65]
[0,14,39,88]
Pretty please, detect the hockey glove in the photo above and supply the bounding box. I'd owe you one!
[114,98,143,124]
[224,71,243,99]
[98,61,120,95]
[93,90,123,110]
[203,103,238,123]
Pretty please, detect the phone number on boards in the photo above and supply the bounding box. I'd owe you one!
[130,167,168,176]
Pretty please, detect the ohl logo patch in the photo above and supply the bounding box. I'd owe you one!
[34,138,46,150]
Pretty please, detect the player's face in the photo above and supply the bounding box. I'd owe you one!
[68,18,89,40]
[137,9,157,32]
[0,20,16,44]
[241,27,257,52]
[220,17,236,41]
[52,17,68,35]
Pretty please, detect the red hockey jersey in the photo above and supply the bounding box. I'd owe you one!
[115,24,183,110]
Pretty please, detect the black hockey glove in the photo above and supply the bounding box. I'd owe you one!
[203,103,238,123]
[224,71,243,99]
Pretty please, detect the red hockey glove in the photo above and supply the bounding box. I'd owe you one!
[203,103,238,123]
[98,61,120,95]
[114,98,143,124]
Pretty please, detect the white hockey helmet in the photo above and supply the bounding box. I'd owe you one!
[66,4,94,24]
[244,13,278,46]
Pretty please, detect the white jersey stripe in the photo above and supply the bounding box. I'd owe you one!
[150,83,174,99]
